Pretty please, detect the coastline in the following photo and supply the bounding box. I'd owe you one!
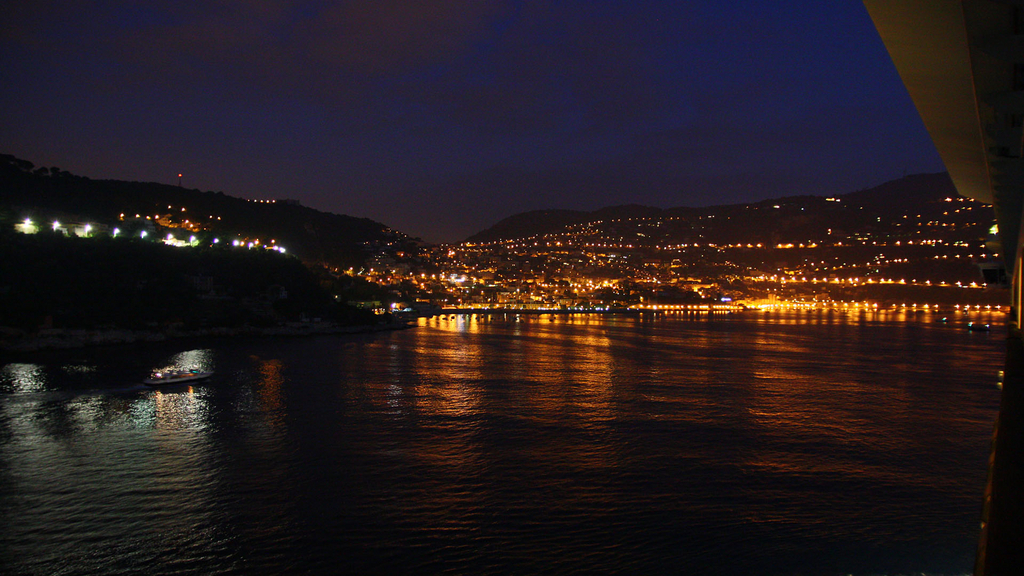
[0,321,414,353]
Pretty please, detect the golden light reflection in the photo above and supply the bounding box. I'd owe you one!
[255,358,287,429]
[408,315,625,474]
[232,355,291,464]
[152,386,209,431]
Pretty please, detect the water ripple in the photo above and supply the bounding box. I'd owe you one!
[0,313,1003,575]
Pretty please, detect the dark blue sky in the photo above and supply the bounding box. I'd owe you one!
[0,1,944,242]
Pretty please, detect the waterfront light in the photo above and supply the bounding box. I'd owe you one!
[52,220,60,231]
[16,218,39,234]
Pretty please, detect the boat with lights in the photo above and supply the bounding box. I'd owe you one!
[143,369,213,386]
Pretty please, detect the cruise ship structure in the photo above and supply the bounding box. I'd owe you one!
[863,1,1024,573]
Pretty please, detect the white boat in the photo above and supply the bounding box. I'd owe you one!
[144,369,213,386]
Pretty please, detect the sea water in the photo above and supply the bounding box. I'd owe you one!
[0,310,1004,575]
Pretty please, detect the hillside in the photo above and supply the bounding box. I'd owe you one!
[0,154,406,268]
[465,173,960,245]
[0,230,388,334]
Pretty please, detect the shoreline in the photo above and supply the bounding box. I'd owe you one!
[427,306,745,315]
[0,321,414,353]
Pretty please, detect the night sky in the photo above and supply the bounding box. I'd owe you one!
[0,1,944,242]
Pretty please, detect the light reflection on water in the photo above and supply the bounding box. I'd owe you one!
[0,313,1006,575]
[0,363,47,393]
[152,386,210,431]
[164,348,215,372]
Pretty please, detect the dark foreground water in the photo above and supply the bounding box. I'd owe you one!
[0,310,1006,575]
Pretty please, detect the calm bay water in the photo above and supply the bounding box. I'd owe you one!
[0,311,1006,575]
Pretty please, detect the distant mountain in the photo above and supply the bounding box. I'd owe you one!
[840,172,957,211]
[465,173,959,244]
[0,153,406,268]
[464,209,587,244]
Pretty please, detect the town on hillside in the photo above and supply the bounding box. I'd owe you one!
[1,155,1007,330]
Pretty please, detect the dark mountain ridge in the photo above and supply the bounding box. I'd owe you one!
[0,153,404,268]
[465,172,958,244]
